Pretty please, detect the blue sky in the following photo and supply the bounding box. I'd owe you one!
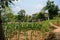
[11,0,60,15]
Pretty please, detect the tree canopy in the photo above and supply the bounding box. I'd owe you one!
[17,10,26,22]
[42,0,59,19]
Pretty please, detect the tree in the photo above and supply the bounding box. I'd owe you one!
[2,13,15,22]
[2,7,15,22]
[47,0,59,19]
[42,0,59,19]
[17,10,26,22]
[0,0,14,40]
[36,12,45,21]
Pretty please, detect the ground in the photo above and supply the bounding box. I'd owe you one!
[5,22,60,40]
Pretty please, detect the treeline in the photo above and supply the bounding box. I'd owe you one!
[2,0,60,22]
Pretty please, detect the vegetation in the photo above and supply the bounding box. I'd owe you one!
[42,0,59,19]
[2,21,51,40]
[3,19,60,40]
[0,0,14,40]
[17,10,26,22]
[0,0,60,40]
[36,12,46,21]
[2,12,15,22]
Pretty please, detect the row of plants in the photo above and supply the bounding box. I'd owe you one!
[2,21,54,40]
[3,22,52,34]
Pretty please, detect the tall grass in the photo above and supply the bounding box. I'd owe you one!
[2,21,53,40]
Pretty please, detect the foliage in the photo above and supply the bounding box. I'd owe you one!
[3,21,53,37]
[2,13,15,22]
[0,0,13,8]
[17,10,26,22]
[3,19,60,39]
[42,0,59,19]
[25,15,32,22]
[47,0,59,19]
[36,12,45,21]
[0,0,15,40]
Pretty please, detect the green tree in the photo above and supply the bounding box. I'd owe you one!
[17,10,26,22]
[14,15,18,22]
[42,0,59,19]
[36,12,45,21]
[2,13,15,22]
[47,0,59,19]
[0,0,14,40]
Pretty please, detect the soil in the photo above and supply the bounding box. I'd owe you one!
[45,22,60,40]
[7,22,60,40]
[8,30,44,40]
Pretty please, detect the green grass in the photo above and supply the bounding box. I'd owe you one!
[3,18,60,38]
[3,19,60,39]
[3,21,52,36]
[2,17,60,40]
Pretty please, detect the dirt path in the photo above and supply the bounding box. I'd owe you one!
[46,22,60,40]
[49,22,60,32]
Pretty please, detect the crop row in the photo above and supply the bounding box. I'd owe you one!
[2,21,53,40]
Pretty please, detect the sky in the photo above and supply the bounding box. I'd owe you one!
[10,0,60,15]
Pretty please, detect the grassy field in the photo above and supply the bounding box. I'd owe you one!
[2,19,60,40]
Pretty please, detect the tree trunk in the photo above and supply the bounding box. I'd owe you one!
[0,9,5,40]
